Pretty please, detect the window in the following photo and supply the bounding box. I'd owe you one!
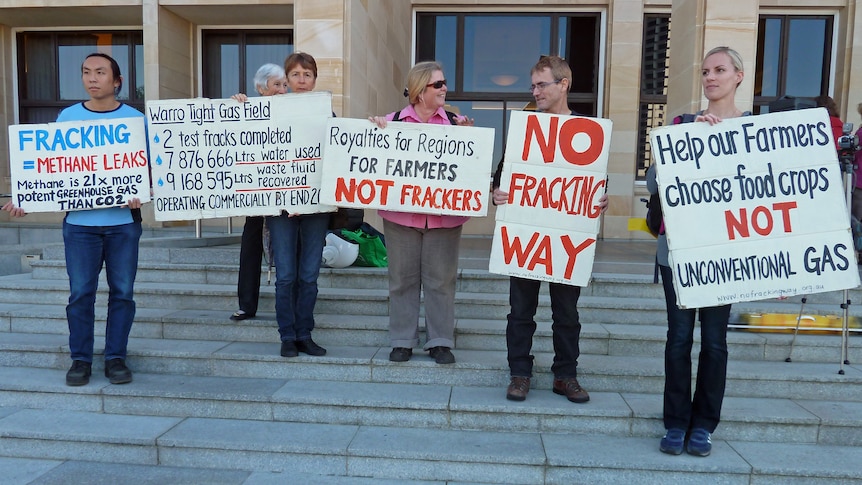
[201,31,293,99]
[16,31,143,123]
[636,14,671,180]
[416,13,601,165]
[754,15,833,113]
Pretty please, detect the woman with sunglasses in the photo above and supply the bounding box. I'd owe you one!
[369,61,473,365]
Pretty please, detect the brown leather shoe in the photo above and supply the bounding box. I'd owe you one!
[506,376,530,401]
[553,377,589,403]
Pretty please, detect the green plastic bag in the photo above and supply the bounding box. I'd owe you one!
[339,227,388,267]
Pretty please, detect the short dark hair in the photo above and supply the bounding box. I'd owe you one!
[83,52,123,95]
[284,52,318,78]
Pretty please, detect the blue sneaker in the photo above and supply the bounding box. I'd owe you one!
[686,428,712,456]
[659,428,685,455]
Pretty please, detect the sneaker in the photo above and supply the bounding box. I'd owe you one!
[104,358,132,385]
[65,360,92,386]
[429,346,455,364]
[552,377,590,403]
[295,338,326,356]
[389,347,412,362]
[686,428,712,457]
[659,428,686,455]
[280,340,298,357]
[506,376,531,401]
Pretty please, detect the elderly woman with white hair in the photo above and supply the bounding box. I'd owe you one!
[229,63,287,322]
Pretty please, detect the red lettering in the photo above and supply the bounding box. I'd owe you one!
[558,117,604,166]
[501,226,541,267]
[561,236,595,279]
[521,114,605,166]
[334,178,394,205]
[522,114,558,163]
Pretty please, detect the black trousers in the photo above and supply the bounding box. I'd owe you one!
[506,276,581,378]
[237,216,264,315]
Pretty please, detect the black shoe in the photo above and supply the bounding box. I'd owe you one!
[66,360,92,386]
[295,338,326,356]
[429,346,455,364]
[230,310,255,321]
[389,347,412,362]
[280,340,298,357]
[104,358,132,385]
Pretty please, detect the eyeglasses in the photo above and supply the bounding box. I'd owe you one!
[288,71,315,80]
[529,79,562,92]
[426,79,447,89]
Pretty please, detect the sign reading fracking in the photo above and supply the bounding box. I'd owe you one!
[489,111,612,286]
[8,117,150,212]
[147,91,336,221]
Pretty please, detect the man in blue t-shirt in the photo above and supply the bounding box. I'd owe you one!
[4,53,145,386]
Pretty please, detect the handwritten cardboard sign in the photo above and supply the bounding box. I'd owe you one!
[650,108,860,308]
[147,91,336,221]
[8,117,150,212]
[319,117,495,216]
[489,111,612,286]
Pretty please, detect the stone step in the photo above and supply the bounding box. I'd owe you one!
[3,274,862,328]
[1,332,861,402]
[27,256,862,307]
[1,366,861,447]
[0,457,435,485]
[1,407,861,483]
[2,303,860,363]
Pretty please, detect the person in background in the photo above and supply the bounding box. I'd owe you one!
[267,52,331,358]
[647,46,748,458]
[228,63,288,321]
[3,53,145,386]
[491,55,607,404]
[815,95,844,150]
[852,103,862,241]
[369,61,473,365]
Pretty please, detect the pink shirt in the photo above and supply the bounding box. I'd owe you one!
[377,104,470,229]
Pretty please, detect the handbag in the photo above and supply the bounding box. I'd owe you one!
[339,224,388,267]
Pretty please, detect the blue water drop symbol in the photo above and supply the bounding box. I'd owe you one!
[156,155,163,165]
[154,134,160,143]
[157,179,164,186]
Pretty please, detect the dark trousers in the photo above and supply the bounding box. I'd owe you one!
[506,276,581,378]
[237,216,264,315]
[659,264,730,433]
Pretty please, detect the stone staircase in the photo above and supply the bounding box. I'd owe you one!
[1,234,862,484]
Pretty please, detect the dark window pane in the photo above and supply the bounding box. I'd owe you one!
[755,18,781,97]
[203,31,292,98]
[463,16,550,92]
[564,16,598,94]
[785,18,827,96]
[19,34,55,101]
[433,16,457,82]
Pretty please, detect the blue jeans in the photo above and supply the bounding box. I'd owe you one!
[63,220,142,363]
[659,264,730,433]
[266,212,329,342]
[506,277,581,378]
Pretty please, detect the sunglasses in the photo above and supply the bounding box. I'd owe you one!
[425,79,447,89]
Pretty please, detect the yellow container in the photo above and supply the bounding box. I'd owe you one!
[737,313,861,335]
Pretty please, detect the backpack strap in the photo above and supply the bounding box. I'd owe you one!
[392,109,458,125]
[445,110,459,126]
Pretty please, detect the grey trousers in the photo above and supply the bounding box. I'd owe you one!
[383,219,462,350]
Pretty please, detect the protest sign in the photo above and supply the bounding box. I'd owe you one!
[489,111,612,286]
[147,91,336,221]
[319,117,495,216]
[650,107,860,308]
[8,117,150,212]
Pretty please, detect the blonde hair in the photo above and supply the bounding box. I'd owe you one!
[405,61,443,105]
[704,46,744,88]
